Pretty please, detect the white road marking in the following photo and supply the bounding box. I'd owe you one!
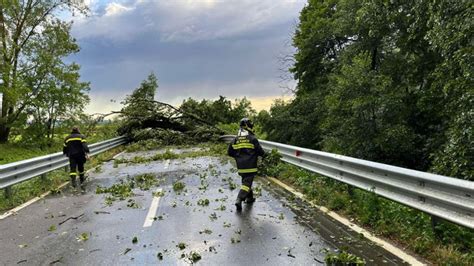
[265,176,425,266]
[112,151,126,159]
[143,188,163,228]
[164,159,171,169]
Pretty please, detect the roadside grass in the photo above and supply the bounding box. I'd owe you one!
[0,143,61,165]
[0,146,124,213]
[0,169,68,212]
[0,125,119,165]
[267,162,474,265]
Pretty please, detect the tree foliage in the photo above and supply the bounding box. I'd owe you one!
[118,74,231,143]
[263,0,473,180]
[118,74,260,143]
[0,0,89,143]
[180,96,255,127]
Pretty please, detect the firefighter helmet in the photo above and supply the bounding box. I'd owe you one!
[239,118,254,129]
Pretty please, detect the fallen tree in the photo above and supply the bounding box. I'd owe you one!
[113,74,225,144]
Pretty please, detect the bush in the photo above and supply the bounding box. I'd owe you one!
[258,149,282,176]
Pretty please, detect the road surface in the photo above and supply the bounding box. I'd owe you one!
[0,147,407,265]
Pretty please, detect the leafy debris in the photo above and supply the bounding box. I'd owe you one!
[173,182,186,192]
[50,188,61,194]
[197,198,210,206]
[215,204,226,211]
[127,199,140,208]
[96,182,134,200]
[209,212,218,221]
[323,249,365,265]
[152,190,165,197]
[134,173,159,190]
[77,232,89,242]
[188,251,201,263]
[199,229,213,235]
[157,252,163,260]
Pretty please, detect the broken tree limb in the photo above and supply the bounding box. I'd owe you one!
[58,213,85,225]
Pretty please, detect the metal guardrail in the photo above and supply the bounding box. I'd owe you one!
[0,136,127,191]
[220,135,474,229]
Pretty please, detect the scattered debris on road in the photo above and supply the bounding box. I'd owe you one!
[123,248,132,255]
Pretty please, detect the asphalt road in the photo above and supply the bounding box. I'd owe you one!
[0,148,406,265]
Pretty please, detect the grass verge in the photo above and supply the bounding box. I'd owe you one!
[265,160,474,265]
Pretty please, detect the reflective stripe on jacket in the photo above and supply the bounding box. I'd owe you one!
[227,129,265,174]
[63,133,90,157]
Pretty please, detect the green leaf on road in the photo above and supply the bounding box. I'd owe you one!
[189,251,201,263]
[173,182,185,192]
[77,232,89,242]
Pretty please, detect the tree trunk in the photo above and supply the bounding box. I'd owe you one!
[0,91,11,143]
[371,46,378,70]
[0,123,10,143]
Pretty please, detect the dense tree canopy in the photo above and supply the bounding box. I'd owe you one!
[262,0,473,180]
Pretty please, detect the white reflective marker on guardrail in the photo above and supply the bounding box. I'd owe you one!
[219,135,474,229]
[0,136,127,191]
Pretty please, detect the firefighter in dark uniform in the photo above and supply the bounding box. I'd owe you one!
[63,127,90,188]
[228,118,265,211]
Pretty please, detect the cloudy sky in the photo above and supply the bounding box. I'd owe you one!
[68,0,305,113]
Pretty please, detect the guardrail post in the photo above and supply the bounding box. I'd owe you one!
[431,215,443,240]
[347,185,355,197]
[40,173,47,181]
[4,186,12,198]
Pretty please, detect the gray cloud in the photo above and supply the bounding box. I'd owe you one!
[68,0,304,113]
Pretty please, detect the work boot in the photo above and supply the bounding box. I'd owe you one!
[245,197,256,204]
[71,177,77,188]
[80,181,86,192]
[235,198,242,212]
[245,190,255,204]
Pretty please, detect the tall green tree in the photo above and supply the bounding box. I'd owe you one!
[0,0,87,142]
[426,0,473,180]
[21,20,89,145]
[264,0,472,178]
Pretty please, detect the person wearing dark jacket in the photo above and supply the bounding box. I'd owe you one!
[63,127,90,188]
[228,118,265,211]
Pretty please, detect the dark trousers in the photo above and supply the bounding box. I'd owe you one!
[237,173,256,200]
[69,155,86,186]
